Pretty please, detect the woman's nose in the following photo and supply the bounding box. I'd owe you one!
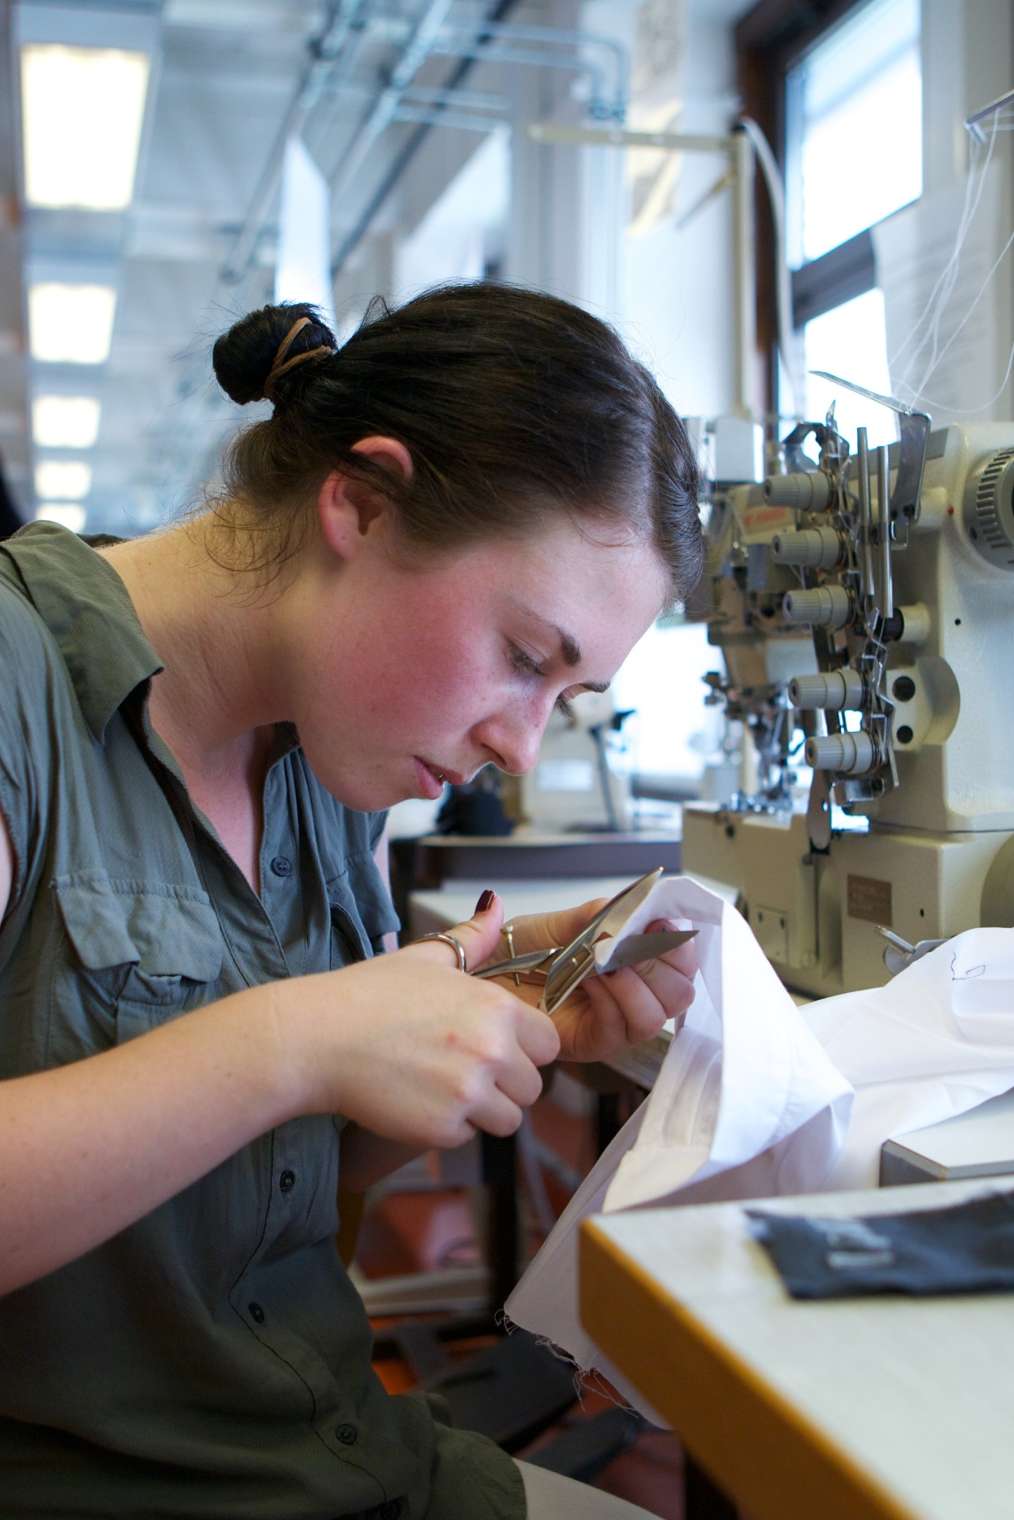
[472,703,547,776]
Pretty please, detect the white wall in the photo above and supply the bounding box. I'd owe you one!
[620,1,743,419]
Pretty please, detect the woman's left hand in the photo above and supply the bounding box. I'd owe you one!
[478,898,697,1064]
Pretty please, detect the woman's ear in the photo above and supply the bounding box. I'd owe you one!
[317,436,413,560]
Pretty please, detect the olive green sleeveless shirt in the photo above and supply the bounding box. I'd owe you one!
[0,524,523,1520]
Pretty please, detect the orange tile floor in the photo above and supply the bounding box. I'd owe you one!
[356,1085,686,1519]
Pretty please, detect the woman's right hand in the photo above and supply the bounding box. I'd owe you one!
[281,895,560,1149]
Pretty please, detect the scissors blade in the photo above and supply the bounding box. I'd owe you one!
[592,866,665,941]
[598,927,697,974]
[542,867,666,1014]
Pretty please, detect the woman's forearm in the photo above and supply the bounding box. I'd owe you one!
[0,982,293,1297]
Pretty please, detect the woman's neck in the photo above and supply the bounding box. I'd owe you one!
[97,517,289,783]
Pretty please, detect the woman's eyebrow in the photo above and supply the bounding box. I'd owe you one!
[546,625,613,690]
[512,600,610,692]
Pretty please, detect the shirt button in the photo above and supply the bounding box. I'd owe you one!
[248,1302,265,1324]
[279,1169,296,1193]
[334,1421,358,1445]
[270,855,293,878]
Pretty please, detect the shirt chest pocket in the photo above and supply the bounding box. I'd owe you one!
[51,877,224,1060]
[326,861,400,970]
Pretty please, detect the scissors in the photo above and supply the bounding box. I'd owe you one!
[473,866,697,1016]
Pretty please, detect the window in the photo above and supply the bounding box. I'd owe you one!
[803,288,894,446]
[783,0,922,442]
[785,0,922,266]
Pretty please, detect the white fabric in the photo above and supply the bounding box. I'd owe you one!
[506,875,854,1419]
[806,928,1014,1188]
[506,878,1014,1424]
[515,1459,663,1518]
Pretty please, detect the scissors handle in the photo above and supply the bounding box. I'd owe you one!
[472,947,560,981]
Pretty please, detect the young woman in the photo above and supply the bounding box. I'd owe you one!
[0,283,703,1518]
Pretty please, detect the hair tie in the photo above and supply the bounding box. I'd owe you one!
[263,315,332,401]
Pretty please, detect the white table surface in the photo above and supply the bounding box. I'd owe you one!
[580,1178,1014,1520]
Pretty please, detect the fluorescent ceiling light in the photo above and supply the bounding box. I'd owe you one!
[21,44,149,211]
[35,503,87,533]
[32,395,101,448]
[29,283,117,363]
[35,460,92,500]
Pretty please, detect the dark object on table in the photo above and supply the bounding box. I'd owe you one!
[748,1188,1014,1299]
[436,772,514,837]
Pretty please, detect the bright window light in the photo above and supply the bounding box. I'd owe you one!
[787,0,921,265]
[35,460,92,500]
[35,503,87,532]
[804,288,897,450]
[20,44,149,211]
[32,395,101,448]
[28,283,117,363]
[613,621,722,781]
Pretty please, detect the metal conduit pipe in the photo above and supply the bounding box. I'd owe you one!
[329,0,459,204]
[432,19,628,116]
[340,15,629,118]
[391,108,504,133]
[427,42,615,119]
[393,105,507,133]
[328,0,633,276]
[330,0,523,280]
[399,85,506,112]
[221,0,371,284]
[441,18,627,74]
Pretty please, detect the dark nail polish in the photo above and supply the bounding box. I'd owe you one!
[475,889,495,913]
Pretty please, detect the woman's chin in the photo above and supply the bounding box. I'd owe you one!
[312,765,414,813]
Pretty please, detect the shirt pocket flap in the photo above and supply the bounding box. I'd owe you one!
[350,869,401,941]
[325,863,400,967]
[56,879,223,981]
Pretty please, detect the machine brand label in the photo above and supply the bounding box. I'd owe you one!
[847,874,893,926]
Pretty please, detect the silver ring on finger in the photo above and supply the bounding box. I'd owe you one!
[417,930,468,972]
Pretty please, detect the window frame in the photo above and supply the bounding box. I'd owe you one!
[736,0,889,415]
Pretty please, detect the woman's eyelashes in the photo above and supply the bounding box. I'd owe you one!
[507,642,576,718]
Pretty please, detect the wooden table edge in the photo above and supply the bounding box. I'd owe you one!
[579,1215,922,1520]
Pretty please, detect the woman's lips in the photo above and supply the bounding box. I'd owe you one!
[413,756,457,797]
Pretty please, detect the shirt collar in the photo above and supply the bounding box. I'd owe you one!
[0,522,163,744]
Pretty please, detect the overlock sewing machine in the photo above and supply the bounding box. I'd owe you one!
[682,386,1014,997]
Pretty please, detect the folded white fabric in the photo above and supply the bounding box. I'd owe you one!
[505,874,854,1419]
[806,927,1014,1189]
[507,889,1014,1422]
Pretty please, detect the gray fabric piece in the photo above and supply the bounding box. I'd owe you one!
[0,524,524,1520]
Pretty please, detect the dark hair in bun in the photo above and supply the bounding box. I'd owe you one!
[207,282,703,603]
[212,302,336,405]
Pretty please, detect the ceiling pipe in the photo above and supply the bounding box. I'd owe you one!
[328,0,458,205]
[329,0,522,280]
[221,0,371,284]
[433,20,627,118]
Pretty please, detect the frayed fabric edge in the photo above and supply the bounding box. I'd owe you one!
[497,1311,646,1420]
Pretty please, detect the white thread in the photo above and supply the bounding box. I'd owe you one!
[890,117,998,390]
[883,112,1013,415]
[904,222,1014,407]
[901,335,1014,416]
